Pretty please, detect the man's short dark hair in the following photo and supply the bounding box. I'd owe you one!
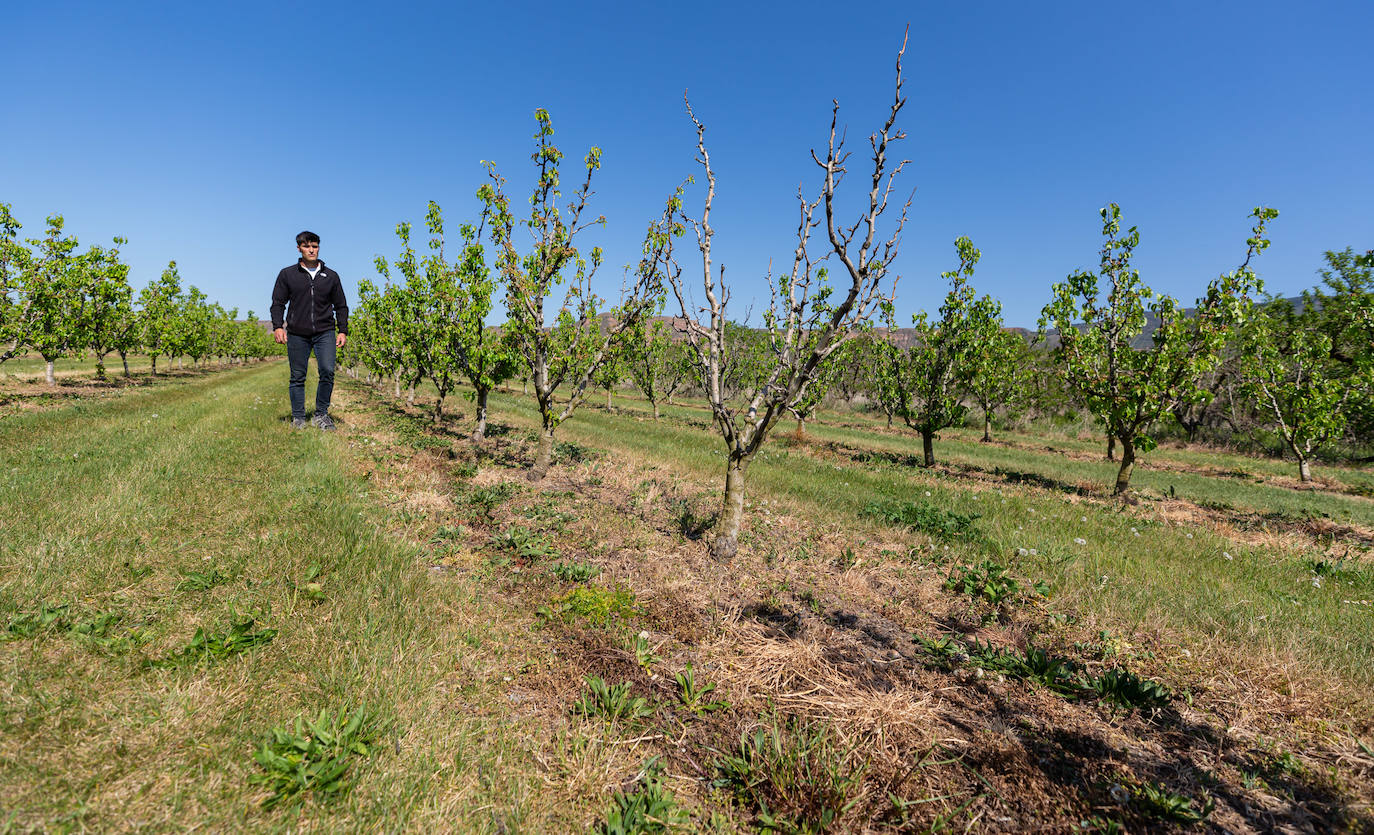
[296,230,320,246]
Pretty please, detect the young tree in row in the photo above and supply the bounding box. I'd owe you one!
[23,215,90,386]
[624,319,678,419]
[593,322,625,410]
[178,286,214,368]
[139,261,183,376]
[1040,204,1277,496]
[669,33,911,560]
[964,318,1030,443]
[79,237,135,379]
[1241,299,1366,482]
[875,237,994,465]
[787,350,838,438]
[375,201,516,431]
[480,109,674,479]
[828,329,879,407]
[349,279,408,397]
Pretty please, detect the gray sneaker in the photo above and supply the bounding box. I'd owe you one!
[312,413,336,431]
[291,417,308,429]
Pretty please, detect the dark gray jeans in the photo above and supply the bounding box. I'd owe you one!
[286,330,336,420]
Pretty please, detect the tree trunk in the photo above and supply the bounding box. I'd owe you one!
[1113,437,1136,496]
[1298,457,1312,483]
[981,411,992,443]
[151,355,158,376]
[886,412,893,428]
[528,423,557,481]
[606,388,613,409]
[95,354,107,381]
[1106,434,1117,461]
[393,375,401,398]
[45,360,56,387]
[407,383,416,405]
[120,352,130,378]
[652,400,660,420]
[472,387,490,441]
[433,392,445,425]
[921,429,935,467]
[522,378,528,395]
[711,454,749,561]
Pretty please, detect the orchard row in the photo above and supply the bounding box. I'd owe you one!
[0,205,280,385]
[338,47,1370,561]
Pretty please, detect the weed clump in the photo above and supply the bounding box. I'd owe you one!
[861,500,979,542]
[150,616,276,668]
[551,561,601,583]
[1091,668,1172,711]
[571,676,654,722]
[4,603,72,638]
[944,559,1021,607]
[175,569,231,592]
[1130,780,1212,824]
[596,759,690,834]
[5,603,139,652]
[713,717,866,833]
[461,482,522,521]
[540,586,637,627]
[252,706,383,809]
[674,663,728,714]
[489,525,559,561]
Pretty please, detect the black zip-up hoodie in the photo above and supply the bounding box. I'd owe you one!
[270,259,349,336]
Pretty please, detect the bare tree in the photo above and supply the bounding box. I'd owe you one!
[669,33,912,560]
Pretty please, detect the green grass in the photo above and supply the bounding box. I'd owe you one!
[0,363,590,830]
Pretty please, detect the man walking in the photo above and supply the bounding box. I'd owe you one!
[271,231,349,430]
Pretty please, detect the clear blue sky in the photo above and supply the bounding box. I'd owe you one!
[3,1,1370,328]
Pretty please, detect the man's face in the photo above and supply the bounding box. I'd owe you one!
[298,241,320,261]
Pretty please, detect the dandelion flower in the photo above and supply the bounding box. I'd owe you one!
[1017,548,1029,557]
[924,491,931,497]
[1223,552,1233,560]
[1074,537,1087,545]
[1028,548,1038,556]
[1080,516,1087,522]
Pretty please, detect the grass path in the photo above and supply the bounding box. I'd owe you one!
[0,364,574,831]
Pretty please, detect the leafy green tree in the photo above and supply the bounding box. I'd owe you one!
[22,215,88,386]
[139,261,184,376]
[787,348,839,437]
[964,313,1030,443]
[669,37,911,560]
[829,328,880,406]
[875,237,988,465]
[624,319,673,418]
[0,204,27,368]
[720,321,771,402]
[1316,247,1374,369]
[351,279,409,397]
[177,286,215,368]
[1040,204,1276,495]
[78,237,134,379]
[1240,248,1373,481]
[376,201,517,435]
[592,320,625,410]
[479,109,673,479]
